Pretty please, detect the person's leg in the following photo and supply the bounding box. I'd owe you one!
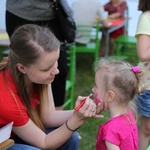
[6,11,30,37]
[8,144,40,150]
[99,33,106,57]
[46,128,80,150]
[109,38,115,56]
[47,20,67,110]
[51,44,67,110]
[136,90,150,150]
[138,116,150,150]
[58,132,80,150]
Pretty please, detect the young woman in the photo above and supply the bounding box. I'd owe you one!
[0,24,103,150]
[135,0,150,149]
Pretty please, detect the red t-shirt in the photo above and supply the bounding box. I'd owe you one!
[104,1,127,38]
[0,69,40,129]
[104,1,127,18]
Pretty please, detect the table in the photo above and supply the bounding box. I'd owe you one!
[101,19,126,57]
[0,29,10,47]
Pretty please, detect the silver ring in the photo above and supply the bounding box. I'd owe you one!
[91,110,95,112]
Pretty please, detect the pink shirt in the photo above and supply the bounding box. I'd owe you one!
[96,111,138,150]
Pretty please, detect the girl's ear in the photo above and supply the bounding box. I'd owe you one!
[108,90,115,102]
[16,63,26,74]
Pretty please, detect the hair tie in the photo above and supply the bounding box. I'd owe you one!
[132,66,140,73]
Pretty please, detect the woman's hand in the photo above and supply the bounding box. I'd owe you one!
[75,95,97,118]
[65,95,105,132]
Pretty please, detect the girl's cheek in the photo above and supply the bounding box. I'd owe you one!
[94,92,102,104]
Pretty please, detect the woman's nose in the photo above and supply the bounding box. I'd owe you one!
[52,67,59,75]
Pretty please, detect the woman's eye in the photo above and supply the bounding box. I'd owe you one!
[42,68,51,72]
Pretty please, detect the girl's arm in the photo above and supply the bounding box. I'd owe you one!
[108,12,122,19]
[137,35,150,61]
[105,140,120,150]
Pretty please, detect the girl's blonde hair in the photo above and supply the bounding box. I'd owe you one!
[0,24,60,130]
[94,58,143,120]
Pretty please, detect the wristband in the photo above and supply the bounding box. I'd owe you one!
[65,120,79,132]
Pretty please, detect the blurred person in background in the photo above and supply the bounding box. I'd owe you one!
[71,0,110,44]
[99,0,127,56]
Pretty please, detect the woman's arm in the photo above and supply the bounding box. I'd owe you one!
[13,95,102,149]
[137,34,150,61]
[41,84,103,128]
[108,12,122,19]
[13,119,76,149]
[41,84,74,127]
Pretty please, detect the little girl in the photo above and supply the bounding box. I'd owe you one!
[92,59,143,150]
[99,0,127,56]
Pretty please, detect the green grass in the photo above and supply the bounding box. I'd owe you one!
[74,52,138,150]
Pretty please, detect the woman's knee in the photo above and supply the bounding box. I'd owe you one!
[59,132,80,150]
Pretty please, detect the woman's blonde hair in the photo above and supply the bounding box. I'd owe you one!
[0,24,60,130]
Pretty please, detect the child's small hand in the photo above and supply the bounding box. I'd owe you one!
[95,101,108,114]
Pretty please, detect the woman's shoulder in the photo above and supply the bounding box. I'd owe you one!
[140,11,150,20]
[0,69,29,127]
[138,11,150,27]
[0,68,16,91]
[136,11,150,36]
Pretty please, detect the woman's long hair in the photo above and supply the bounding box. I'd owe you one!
[0,24,60,130]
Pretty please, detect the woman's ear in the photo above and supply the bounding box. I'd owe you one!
[16,63,26,74]
[108,90,115,102]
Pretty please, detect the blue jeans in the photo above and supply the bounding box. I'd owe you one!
[8,144,40,150]
[8,128,80,150]
[136,90,150,117]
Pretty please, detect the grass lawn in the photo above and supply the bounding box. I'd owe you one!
[74,52,139,150]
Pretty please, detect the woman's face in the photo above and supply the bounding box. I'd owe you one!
[22,50,60,84]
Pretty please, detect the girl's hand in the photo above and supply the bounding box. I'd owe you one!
[95,101,108,118]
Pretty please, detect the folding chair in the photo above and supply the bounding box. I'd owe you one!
[0,139,14,150]
[75,23,100,62]
[63,44,76,109]
[114,6,138,63]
